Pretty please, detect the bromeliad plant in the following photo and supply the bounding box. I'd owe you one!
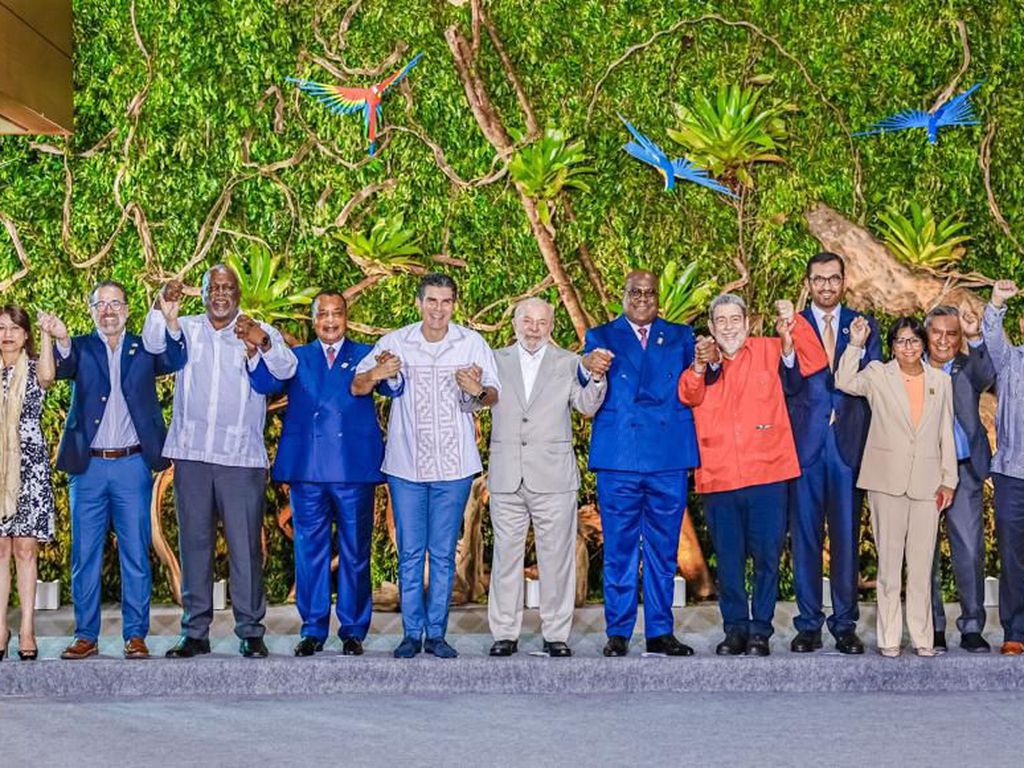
[509,127,595,227]
[667,81,794,187]
[877,202,971,270]
[658,260,717,324]
[226,244,319,323]
[336,214,424,276]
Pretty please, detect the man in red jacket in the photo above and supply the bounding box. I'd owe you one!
[679,294,827,656]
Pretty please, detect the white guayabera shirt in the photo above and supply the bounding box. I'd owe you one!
[357,322,500,483]
[143,309,297,468]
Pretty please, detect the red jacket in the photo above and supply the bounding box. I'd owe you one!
[678,315,828,494]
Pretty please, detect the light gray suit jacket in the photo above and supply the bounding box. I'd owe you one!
[488,344,605,494]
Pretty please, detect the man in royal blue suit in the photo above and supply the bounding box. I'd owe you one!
[45,280,185,660]
[249,290,401,656]
[786,252,881,654]
[586,269,700,657]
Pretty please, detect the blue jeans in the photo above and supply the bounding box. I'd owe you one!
[68,454,153,641]
[387,475,474,640]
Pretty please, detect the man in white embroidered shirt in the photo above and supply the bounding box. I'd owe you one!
[353,273,499,659]
[144,266,297,659]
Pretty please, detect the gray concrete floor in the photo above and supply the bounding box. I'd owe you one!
[1,691,1021,767]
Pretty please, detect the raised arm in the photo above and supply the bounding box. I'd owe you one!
[34,312,62,389]
[982,280,1020,373]
[834,316,874,397]
[352,344,403,397]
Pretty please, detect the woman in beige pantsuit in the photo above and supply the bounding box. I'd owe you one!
[835,316,958,657]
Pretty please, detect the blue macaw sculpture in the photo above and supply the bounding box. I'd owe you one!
[619,115,738,199]
[854,82,983,144]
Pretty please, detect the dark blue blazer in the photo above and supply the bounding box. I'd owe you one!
[248,339,397,484]
[54,330,187,474]
[786,306,882,469]
[584,315,699,473]
[949,343,996,479]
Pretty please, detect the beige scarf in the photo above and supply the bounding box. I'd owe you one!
[0,350,28,521]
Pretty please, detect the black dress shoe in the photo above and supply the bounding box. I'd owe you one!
[603,635,629,657]
[790,630,822,653]
[543,641,572,657]
[341,638,364,656]
[645,634,694,656]
[835,632,865,655]
[934,631,948,652]
[715,633,747,656]
[746,634,771,656]
[165,636,211,658]
[960,632,991,653]
[293,636,324,657]
[240,637,269,658]
[489,639,518,657]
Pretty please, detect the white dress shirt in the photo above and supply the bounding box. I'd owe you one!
[356,322,500,482]
[518,342,547,401]
[143,309,297,468]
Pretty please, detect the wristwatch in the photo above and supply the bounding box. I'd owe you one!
[473,388,487,403]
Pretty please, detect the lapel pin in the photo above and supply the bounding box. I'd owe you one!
[842,327,850,335]
[656,335,664,345]
[128,343,138,356]
[341,361,350,369]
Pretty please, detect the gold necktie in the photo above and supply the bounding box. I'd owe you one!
[823,313,836,370]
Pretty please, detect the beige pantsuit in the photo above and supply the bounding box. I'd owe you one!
[487,344,605,643]
[835,345,958,652]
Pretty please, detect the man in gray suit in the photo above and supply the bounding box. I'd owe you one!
[487,298,610,657]
[925,305,996,653]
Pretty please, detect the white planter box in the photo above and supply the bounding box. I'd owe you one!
[35,580,60,610]
[672,576,686,608]
[985,576,999,607]
[524,577,540,608]
[213,579,228,611]
[822,576,832,609]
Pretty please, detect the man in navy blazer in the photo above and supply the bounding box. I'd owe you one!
[786,253,881,654]
[585,270,700,657]
[249,290,401,656]
[46,280,185,660]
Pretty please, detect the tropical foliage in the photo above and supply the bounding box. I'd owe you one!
[659,260,718,324]
[226,244,319,323]
[877,202,972,269]
[336,214,424,276]
[509,127,595,226]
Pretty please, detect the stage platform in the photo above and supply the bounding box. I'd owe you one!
[2,602,1022,698]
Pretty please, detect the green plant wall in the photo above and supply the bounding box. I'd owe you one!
[2,0,1022,604]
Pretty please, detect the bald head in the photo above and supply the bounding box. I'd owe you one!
[624,269,659,326]
[512,297,555,353]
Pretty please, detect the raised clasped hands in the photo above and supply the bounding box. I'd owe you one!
[234,314,268,355]
[157,279,184,330]
[582,348,614,380]
[991,279,1018,309]
[372,350,402,381]
[693,335,718,373]
[775,299,795,350]
[455,363,484,397]
[36,311,68,343]
[849,315,870,347]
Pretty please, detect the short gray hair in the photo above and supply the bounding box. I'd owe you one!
[709,293,747,321]
[924,304,960,331]
[513,297,553,320]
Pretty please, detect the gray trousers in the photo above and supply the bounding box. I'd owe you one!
[174,459,268,640]
[931,462,987,634]
[488,485,577,643]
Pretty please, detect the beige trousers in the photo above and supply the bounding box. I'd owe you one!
[487,485,577,643]
[868,490,940,651]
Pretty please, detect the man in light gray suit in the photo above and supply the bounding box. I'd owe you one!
[487,298,610,657]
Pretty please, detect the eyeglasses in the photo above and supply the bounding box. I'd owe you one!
[892,337,923,348]
[809,275,843,288]
[626,288,657,300]
[91,300,127,312]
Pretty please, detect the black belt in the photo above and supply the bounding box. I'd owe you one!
[90,445,142,459]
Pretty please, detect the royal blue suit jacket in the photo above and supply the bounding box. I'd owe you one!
[585,315,699,473]
[248,339,398,485]
[786,306,882,469]
[54,330,187,474]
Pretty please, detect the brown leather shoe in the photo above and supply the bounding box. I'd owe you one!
[123,637,150,659]
[60,638,99,660]
[1001,641,1024,656]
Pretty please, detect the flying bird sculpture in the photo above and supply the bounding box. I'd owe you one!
[619,116,738,199]
[287,52,424,156]
[854,82,983,144]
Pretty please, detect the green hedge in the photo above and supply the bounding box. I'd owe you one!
[2,0,1022,604]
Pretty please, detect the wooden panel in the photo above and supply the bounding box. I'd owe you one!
[0,1,72,134]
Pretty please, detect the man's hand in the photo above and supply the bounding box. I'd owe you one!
[234,315,269,357]
[991,280,1018,309]
[849,315,870,347]
[960,308,981,341]
[775,300,796,355]
[455,365,484,396]
[693,335,717,374]
[156,280,182,332]
[775,299,795,323]
[936,485,955,511]
[370,350,402,382]
[37,311,69,343]
[581,348,614,380]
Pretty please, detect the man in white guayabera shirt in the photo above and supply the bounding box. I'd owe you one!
[352,273,499,659]
[144,265,297,659]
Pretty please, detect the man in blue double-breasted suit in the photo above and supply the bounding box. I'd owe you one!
[46,280,186,660]
[585,270,701,657]
[786,252,881,655]
[249,290,401,656]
